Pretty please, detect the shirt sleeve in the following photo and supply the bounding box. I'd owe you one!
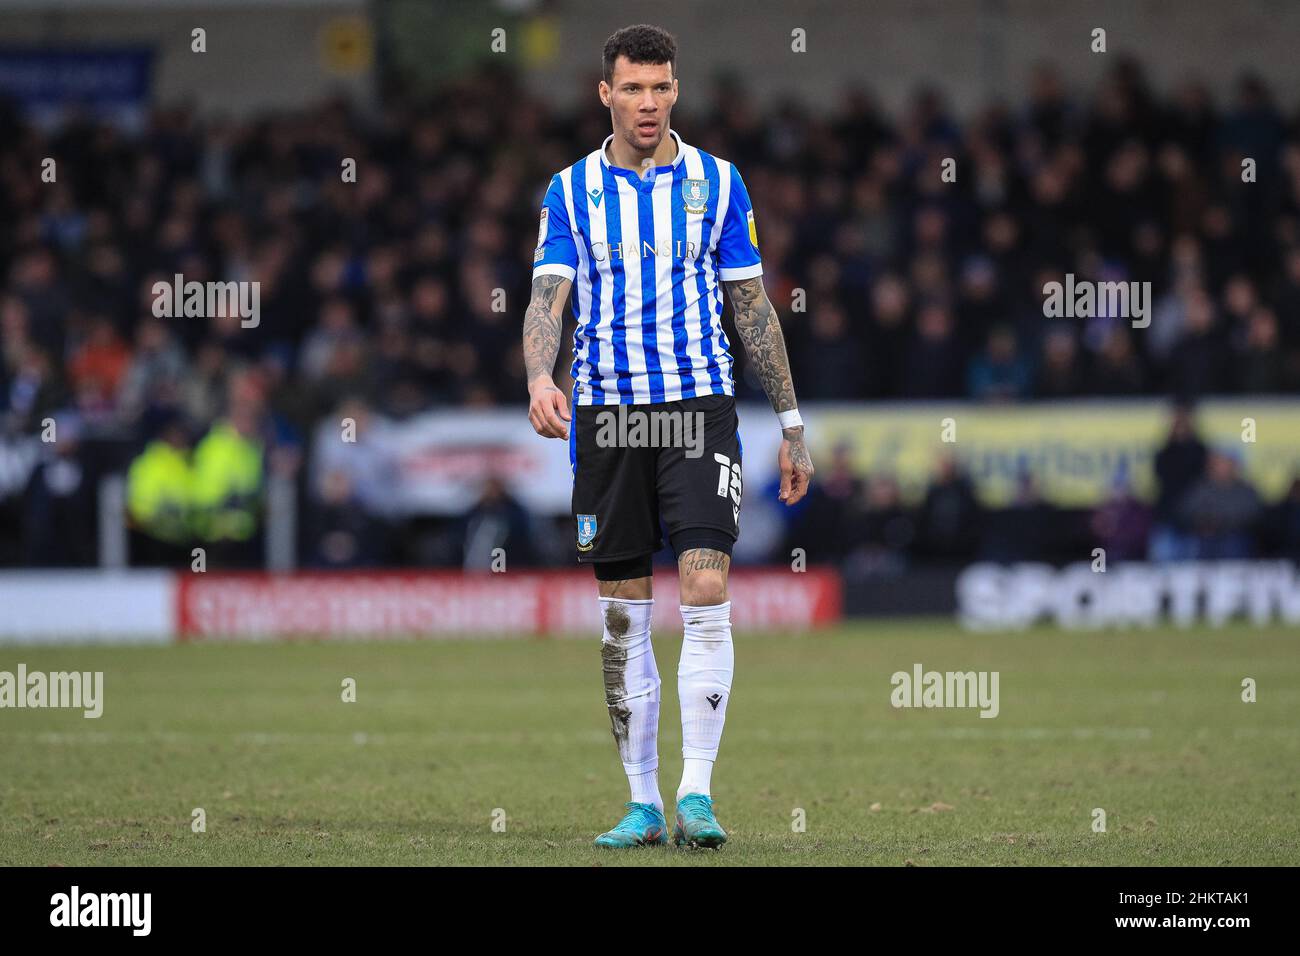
[717,163,763,282]
[532,174,578,282]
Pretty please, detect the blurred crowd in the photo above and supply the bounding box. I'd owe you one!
[3,58,1300,568]
[317,401,1300,576]
[780,405,1300,580]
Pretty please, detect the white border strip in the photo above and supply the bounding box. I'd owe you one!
[0,570,173,644]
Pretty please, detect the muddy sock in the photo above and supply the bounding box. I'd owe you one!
[599,597,661,811]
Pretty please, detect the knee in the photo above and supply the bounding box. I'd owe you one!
[680,570,727,607]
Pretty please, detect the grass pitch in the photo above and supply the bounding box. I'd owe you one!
[1,620,1297,866]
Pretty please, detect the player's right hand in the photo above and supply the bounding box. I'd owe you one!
[528,377,571,439]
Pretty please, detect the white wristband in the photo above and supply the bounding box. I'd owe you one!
[778,409,803,430]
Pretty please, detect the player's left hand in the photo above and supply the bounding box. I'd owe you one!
[778,431,814,505]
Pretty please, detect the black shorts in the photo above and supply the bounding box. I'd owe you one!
[570,394,744,562]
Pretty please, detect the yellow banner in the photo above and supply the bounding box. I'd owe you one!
[809,400,1300,507]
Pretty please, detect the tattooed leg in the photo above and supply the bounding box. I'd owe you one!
[678,548,730,607]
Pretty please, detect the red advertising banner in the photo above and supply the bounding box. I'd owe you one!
[177,568,842,640]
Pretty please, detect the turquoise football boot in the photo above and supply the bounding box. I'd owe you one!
[673,793,728,849]
[593,802,668,848]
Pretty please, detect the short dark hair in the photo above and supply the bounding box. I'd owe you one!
[602,24,677,85]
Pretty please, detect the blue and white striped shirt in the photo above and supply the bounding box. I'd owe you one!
[533,129,763,406]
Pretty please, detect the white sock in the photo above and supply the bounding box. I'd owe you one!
[679,757,713,797]
[599,597,662,811]
[629,769,660,808]
[677,601,733,800]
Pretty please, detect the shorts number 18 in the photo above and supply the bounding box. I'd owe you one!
[714,452,742,505]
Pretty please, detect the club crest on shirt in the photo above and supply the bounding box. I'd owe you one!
[577,514,598,550]
[682,178,709,214]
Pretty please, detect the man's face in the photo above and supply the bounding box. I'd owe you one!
[1209,453,1236,484]
[600,56,677,155]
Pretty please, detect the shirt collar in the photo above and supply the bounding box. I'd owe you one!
[599,128,685,176]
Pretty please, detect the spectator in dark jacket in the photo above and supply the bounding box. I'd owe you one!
[1149,403,1207,561]
[968,326,1032,402]
[916,454,982,562]
[901,303,964,399]
[460,474,538,570]
[23,413,96,566]
[1179,450,1262,559]
[1264,476,1300,561]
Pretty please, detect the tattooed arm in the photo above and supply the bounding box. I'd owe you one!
[724,276,814,505]
[523,273,572,439]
